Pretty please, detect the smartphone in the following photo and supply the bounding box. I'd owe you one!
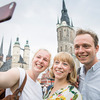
[0,2,16,23]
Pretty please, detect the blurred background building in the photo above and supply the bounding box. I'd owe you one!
[0,37,30,71]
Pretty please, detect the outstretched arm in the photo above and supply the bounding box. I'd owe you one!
[0,68,20,89]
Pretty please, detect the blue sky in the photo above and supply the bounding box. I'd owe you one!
[0,0,100,64]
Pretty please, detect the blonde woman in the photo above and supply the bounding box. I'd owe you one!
[0,49,51,100]
[44,52,82,100]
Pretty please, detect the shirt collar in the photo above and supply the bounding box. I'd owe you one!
[82,61,100,73]
[92,61,100,71]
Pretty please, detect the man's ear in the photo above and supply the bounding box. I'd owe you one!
[96,45,99,53]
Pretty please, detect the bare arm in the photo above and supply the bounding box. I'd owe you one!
[0,68,20,89]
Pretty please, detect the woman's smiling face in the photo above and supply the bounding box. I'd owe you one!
[53,60,72,80]
[32,49,51,73]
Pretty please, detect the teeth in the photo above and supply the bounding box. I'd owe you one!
[36,62,43,68]
[37,65,42,67]
[56,70,62,73]
[79,56,87,58]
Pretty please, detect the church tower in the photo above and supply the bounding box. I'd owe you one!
[57,0,75,54]
[12,37,20,67]
[57,0,79,69]
[0,37,30,71]
[23,40,30,69]
[12,37,30,70]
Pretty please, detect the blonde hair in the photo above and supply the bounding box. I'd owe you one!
[32,49,51,66]
[50,52,77,85]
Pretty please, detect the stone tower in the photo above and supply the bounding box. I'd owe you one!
[12,37,30,70]
[23,40,30,69]
[57,0,79,69]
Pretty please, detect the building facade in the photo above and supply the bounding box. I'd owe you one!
[0,37,12,71]
[57,0,79,70]
[11,37,30,70]
[0,37,30,71]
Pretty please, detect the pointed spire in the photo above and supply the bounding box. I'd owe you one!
[61,0,70,26]
[0,37,4,56]
[63,0,66,10]
[6,40,12,58]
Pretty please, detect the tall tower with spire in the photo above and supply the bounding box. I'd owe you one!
[57,0,75,54]
[57,0,79,69]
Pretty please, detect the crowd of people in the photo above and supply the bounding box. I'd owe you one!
[0,28,100,100]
